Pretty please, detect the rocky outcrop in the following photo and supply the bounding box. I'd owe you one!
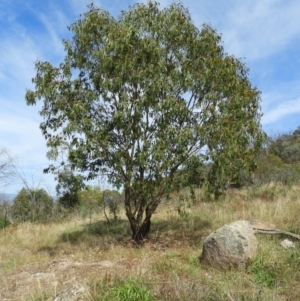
[201,220,258,269]
[53,284,89,301]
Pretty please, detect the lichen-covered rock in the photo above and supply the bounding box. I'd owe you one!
[201,220,258,269]
[53,284,89,301]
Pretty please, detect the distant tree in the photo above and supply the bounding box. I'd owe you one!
[0,213,10,229]
[269,129,300,164]
[26,2,263,241]
[253,128,300,185]
[0,197,12,229]
[255,153,284,184]
[78,185,103,207]
[12,187,53,222]
[78,185,103,222]
[103,189,123,222]
[11,188,31,222]
[293,126,300,137]
[56,168,85,209]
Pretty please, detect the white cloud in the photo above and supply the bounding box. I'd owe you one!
[0,37,39,87]
[262,97,300,125]
[0,105,45,161]
[220,1,300,61]
[0,106,56,194]
[33,13,65,55]
[0,107,57,191]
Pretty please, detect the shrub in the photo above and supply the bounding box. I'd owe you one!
[113,279,155,301]
[0,212,10,229]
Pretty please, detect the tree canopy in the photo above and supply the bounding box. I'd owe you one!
[26,1,263,241]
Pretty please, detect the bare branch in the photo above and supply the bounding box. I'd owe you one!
[0,148,18,190]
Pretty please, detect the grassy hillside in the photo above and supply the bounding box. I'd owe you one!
[1,184,300,300]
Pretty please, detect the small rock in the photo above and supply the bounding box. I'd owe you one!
[280,239,295,249]
[32,272,49,278]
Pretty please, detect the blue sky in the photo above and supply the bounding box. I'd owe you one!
[1,0,300,195]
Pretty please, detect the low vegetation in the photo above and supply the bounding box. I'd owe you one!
[1,184,300,300]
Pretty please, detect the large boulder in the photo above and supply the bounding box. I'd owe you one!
[201,220,258,269]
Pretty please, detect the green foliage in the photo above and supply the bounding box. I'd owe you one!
[112,279,156,301]
[26,2,263,240]
[248,256,281,288]
[92,278,156,301]
[78,185,103,217]
[56,169,85,209]
[78,186,103,204]
[103,189,123,221]
[0,212,10,229]
[12,187,53,222]
[269,129,300,164]
[285,247,300,266]
[175,187,196,218]
[255,152,300,186]
[12,188,30,222]
[247,185,278,202]
[174,154,207,188]
[259,129,300,186]
[0,200,12,229]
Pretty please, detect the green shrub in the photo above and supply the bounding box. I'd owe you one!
[112,279,156,301]
[12,188,53,222]
[247,185,278,202]
[0,212,10,229]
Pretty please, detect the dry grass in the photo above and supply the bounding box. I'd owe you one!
[1,184,300,300]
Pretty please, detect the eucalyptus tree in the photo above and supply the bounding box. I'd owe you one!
[26,2,263,241]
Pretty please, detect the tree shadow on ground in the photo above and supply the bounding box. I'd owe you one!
[58,218,131,244]
[148,215,212,250]
[52,214,211,251]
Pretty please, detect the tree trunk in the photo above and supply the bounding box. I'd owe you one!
[103,196,110,224]
[124,185,156,243]
[129,215,152,243]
